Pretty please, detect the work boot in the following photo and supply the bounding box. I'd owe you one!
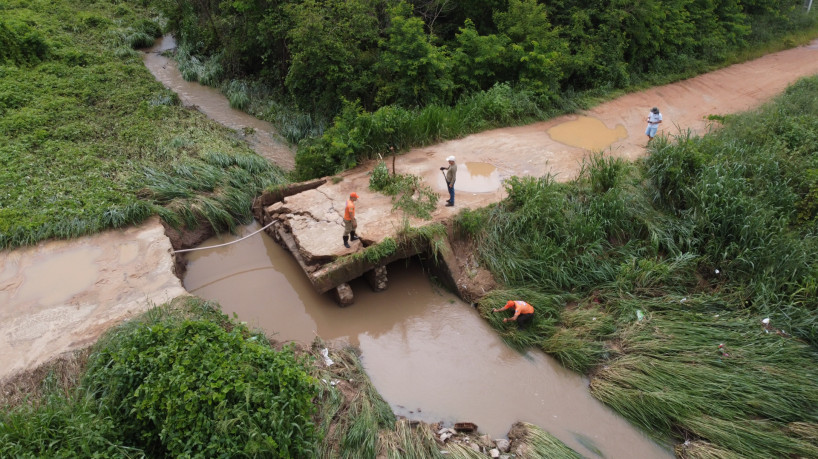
[350,231,359,241]
[343,236,350,248]
[445,202,454,207]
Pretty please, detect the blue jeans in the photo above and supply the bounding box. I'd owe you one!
[447,186,455,204]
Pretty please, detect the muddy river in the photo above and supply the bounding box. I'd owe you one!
[184,224,672,458]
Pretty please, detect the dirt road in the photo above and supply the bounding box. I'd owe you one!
[2,39,818,381]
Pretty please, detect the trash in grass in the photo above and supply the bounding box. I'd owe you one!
[636,310,645,321]
[718,343,729,357]
[320,348,334,367]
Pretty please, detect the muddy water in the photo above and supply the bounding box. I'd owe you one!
[141,36,295,170]
[184,223,671,458]
[547,116,628,151]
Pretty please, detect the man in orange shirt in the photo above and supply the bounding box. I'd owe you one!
[343,192,359,248]
[492,300,535,328]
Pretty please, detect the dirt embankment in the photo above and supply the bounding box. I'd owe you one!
[2,39,817,385]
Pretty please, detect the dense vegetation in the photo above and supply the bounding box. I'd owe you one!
[1,298,584,457]
[0,297,319,457]
[0,0,288,249]
[463,76,818,457]
[158,0,818,177]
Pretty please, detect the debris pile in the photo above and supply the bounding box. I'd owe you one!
[432,423,514,458]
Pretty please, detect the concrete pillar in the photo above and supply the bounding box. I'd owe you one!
[364,265,388,292]
[333,283,354,307]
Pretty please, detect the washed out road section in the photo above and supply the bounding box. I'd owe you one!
[0,217,186,380]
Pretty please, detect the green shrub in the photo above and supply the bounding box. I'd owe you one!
[83,305,319,457]
[453,207,489,239]
[0,18,49,65]
[226,79,250,110]
[368,160,438,219]
[644,132,707,213]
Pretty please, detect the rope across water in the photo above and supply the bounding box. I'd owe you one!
[171,220,276,254]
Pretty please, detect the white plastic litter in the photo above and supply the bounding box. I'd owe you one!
[320,348,334,367]
[761,318,771,325]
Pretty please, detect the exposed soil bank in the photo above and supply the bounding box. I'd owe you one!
[0,217,186,381]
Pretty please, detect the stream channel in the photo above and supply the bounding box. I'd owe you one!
[143,37,672,458]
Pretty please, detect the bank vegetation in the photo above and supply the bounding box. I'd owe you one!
[2,0,818,457]
[462,76,818,457]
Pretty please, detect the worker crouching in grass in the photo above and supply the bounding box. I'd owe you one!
[493,300,535,329]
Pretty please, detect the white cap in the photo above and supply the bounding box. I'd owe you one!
[446,156,455,162]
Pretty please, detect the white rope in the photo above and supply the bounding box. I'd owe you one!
[172,220,276,254]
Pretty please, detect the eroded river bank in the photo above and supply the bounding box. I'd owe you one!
[184,223,672,457]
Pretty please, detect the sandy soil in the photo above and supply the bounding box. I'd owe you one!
[0,217,187,380]
[2,39,817,382]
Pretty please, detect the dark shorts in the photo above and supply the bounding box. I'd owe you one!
[517,313,534,328]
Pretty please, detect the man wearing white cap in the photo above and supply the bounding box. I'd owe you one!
[440,156,457,207]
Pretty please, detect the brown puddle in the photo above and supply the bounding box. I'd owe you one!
[439,162,502,193]
[13,247,101,305]
[547,116,628,151]
[141,36,295,170]
[183,223,672,458]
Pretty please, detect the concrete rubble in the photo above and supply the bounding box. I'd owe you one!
[433,423,519,458]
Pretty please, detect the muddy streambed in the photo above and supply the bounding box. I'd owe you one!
[142,36,295,170]
[184,223,672,458]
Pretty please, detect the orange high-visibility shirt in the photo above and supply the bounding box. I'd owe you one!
[344,199,355,221]
[501,300,534,316]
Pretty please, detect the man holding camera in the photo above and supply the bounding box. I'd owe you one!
[440,156,457,207]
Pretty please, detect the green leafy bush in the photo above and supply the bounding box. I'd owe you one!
[0,18,49,65]
[83,309,319,457]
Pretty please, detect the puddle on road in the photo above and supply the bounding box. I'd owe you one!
[14,247,101,305]
[141,36,294,169]
[184,223,671,458]
[547,116,628,151]
[439,162,502,193]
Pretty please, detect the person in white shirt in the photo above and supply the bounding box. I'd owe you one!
[645,106,663,144]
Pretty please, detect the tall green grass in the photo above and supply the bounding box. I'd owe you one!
[143,151,287,232]
[465,76,818,454]
[591,299,818,458]
[513,422,584,458]
[0,0,287,249]
[369,161,438,219]
[309,344,396,458]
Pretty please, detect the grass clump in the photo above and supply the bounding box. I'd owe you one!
[309,344,396,458]
[510,422,583,458]
[369,160,438,219]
